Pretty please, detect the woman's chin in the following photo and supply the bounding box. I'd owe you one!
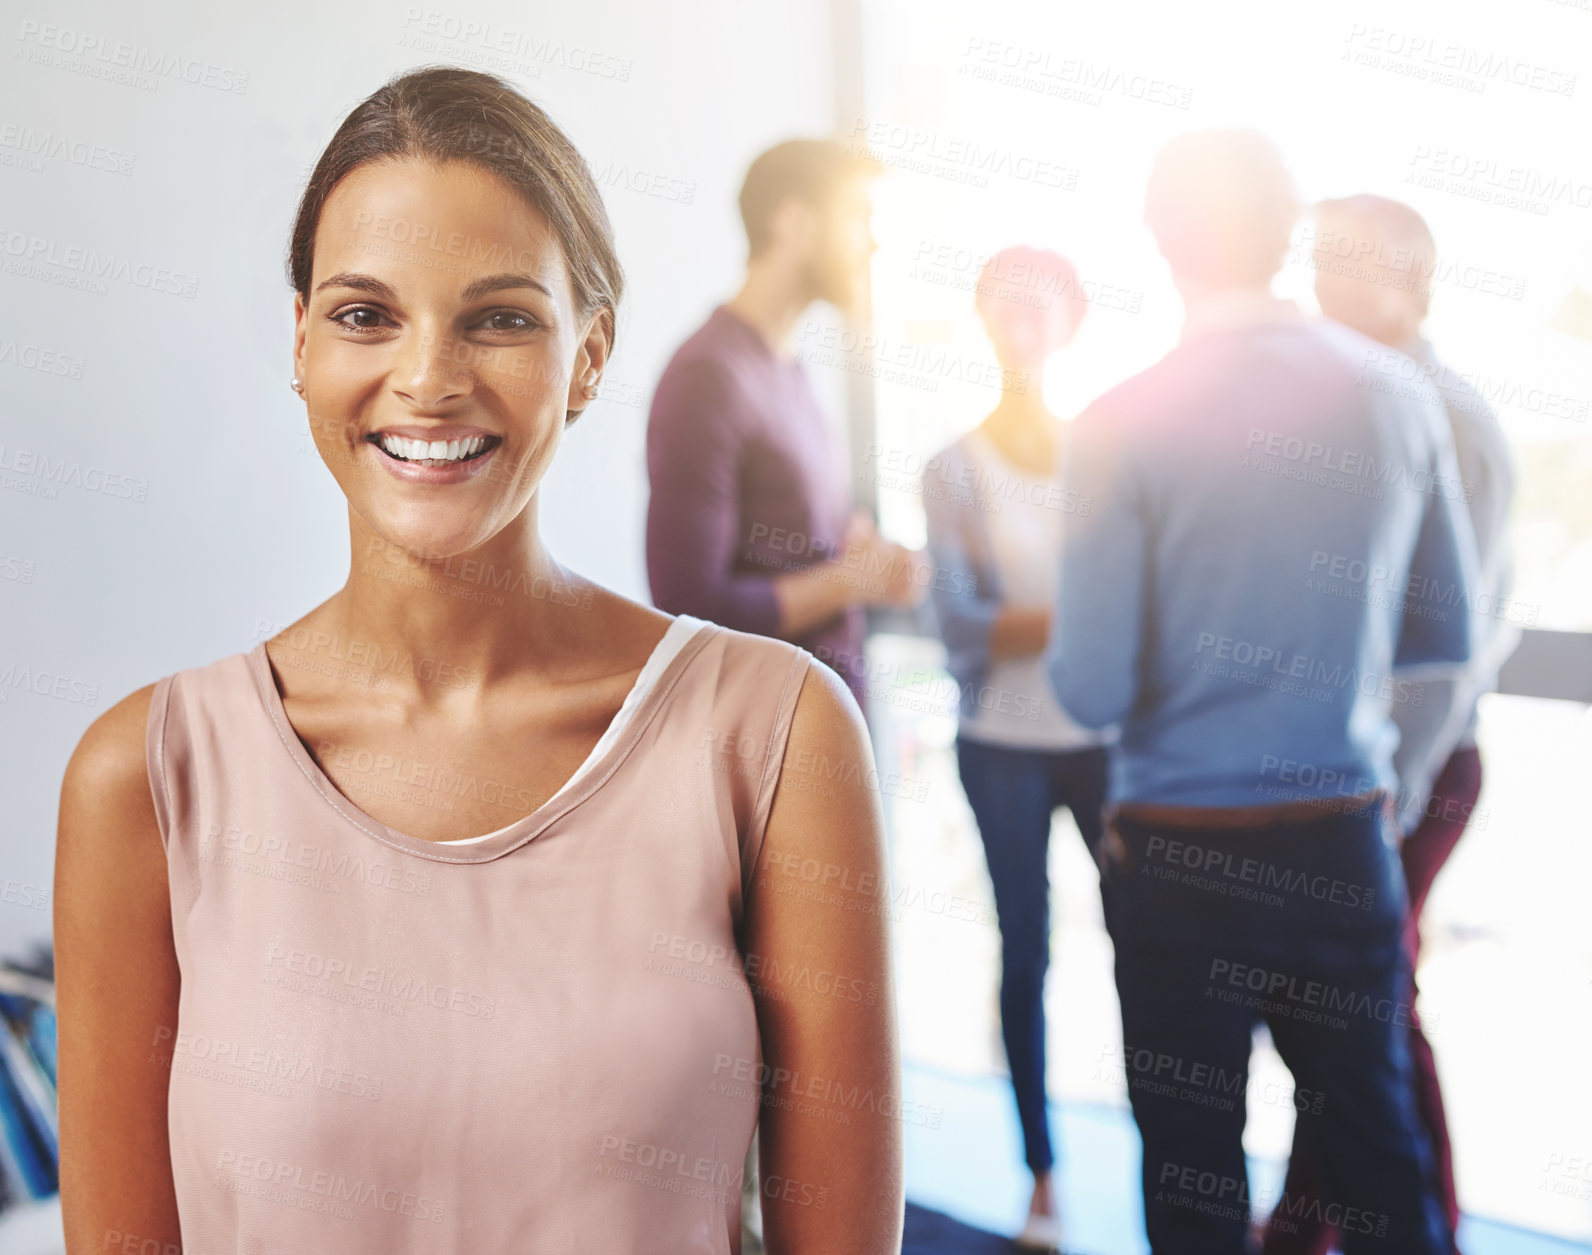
[353,512,501,569]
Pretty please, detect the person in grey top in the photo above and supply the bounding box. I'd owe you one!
[920,245,1113,1252]
[1262,194,1519,1255]
[1312,195,1519,835]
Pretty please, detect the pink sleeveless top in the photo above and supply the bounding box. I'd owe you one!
[143,615,815,1254]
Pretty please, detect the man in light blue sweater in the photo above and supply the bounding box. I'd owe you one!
[1045,130,1478,1254]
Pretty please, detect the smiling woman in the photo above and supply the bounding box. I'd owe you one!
[51,66,903,1255]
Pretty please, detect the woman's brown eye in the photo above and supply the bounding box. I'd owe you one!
[485,311,533,332]
[333,306,387,331]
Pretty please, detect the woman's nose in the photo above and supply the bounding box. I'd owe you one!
[392,328,473,409]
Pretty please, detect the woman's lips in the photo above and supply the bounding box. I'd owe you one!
[363,430,504,484]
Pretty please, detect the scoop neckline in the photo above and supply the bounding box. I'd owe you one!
[246,616,718,864]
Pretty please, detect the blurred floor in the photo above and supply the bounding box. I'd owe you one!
[903,1063,1592,1254]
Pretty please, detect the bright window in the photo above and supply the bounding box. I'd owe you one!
[843,0,1592,1241]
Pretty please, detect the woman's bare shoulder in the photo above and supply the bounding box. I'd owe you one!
[573,578,672,626]
[59,681,163,842]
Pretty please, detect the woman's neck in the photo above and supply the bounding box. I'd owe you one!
[315,509,589,693]
[978,392,1059,472]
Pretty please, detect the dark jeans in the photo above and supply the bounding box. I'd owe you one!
[1101,796,1452,1255]
[1264,746,1482,1255]
[955,736,1110,1176]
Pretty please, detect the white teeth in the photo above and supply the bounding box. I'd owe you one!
[376,434,488,464]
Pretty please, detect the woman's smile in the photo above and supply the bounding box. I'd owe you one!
[362,423,505,484]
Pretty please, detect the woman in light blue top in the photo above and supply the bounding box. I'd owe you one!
[920,245,1114,1251]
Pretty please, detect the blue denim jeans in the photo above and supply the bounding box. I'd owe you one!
[1100,797,1452,1254]
[954,735,1111,1175]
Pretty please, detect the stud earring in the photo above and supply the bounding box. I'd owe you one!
[290,376,305,394]
[581,380,600,401]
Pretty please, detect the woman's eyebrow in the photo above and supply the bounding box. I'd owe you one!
[314,272,396,299]
[312,272,554,301]
[461,273,553,301]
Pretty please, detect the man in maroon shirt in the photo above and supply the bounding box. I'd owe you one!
[645,139,922,715]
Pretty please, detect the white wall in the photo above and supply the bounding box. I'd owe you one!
[0,0,843,958]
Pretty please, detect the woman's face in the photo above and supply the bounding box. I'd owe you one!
[292,157,606,559]
[980,295,1076,375]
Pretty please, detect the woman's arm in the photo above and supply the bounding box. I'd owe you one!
[920,453,1004,667]
[743,662,903,1254]
[921,444,1053,661]
[54,684,183,1253]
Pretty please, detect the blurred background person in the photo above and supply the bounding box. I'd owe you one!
[645,137,922,1250]
[1263,194,1522,1255]
[1045,129,1479,1254]
[645,138,923,717]
[920,245,1116,1251]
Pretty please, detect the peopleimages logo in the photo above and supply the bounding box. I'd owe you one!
[261,943,497,1019]
[201,821,433,897]
[398,9,633,80]
[1098,1043,1327,1115]
[1360,342,1590,424]
[0,122,135,175]
[1255,753,1491,831]
[213,1151,444,1221]
[0,226,199,298]
[847,118,1079,190]
[1207,958,1431,1031]
[799,321,1030,395]
[0,443,149,502]
[15,22,249,94]
[908,238,1144,314]
[1306,548,1536,625]
[0,337,84,378]
[1142,833,1377,911]
[1243,428,1470,502]
[645,931,880,1005]
[0,661,99,706]
[152,1024,385,1101]
[1192,633,1424,707]
[1157,1160,1390,1237]
[596,1133,741,1189]
[1407,146,1592,213]
[960,37,1195,110]
[862,441,1091,516]
[1342,23,1575,98]
[710,1054,944,1128]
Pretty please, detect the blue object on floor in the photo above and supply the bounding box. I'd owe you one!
[904,1202,1019,1253]
[902,1062,1591,1255]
